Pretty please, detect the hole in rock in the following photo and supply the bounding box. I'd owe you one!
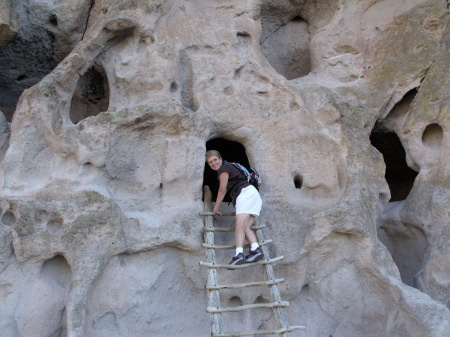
[16,74,27,81]
[233,66,243,80]
[300,284,309,296]
[38,255,71,336]
[0,107,15,123]
[254,294,268,304]
[35,210,49,224]
[378,221,427,288]
[41,254,72,282]
[260,13,311,80]
[388,89,417,122]
[370,130,418,202]
[294,174,303,189]
[236,32,252,52]
[69,65,109,124]
[1,209,16,226]
[178,52,198,112]
[223,86,233,95]
[422,123,443,150]
[47,214,64,233]
[228,296,243,307]
[49,14,58,26]
[204,138,251,202]
[170,81,178,93]
[297,283,315,328]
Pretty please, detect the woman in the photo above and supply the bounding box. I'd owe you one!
[205,150,263,265]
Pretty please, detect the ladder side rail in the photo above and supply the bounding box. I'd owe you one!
[204,186,223,335]
[255,226,293,337]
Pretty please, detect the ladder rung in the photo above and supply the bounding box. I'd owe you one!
[204,224,266,232]
[200,212,236,216]
[207,301,289,313]
[206,278,285,290]
[212,325,307,337]
[203,239,272,250]
[200,256,284,269]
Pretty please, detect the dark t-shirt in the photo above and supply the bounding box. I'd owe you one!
[218,162,250,206]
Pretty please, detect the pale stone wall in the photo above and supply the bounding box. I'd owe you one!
[0,1,450,337]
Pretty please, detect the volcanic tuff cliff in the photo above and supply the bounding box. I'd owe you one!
[0,0,450,336]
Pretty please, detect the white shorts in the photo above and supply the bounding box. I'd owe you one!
[235,185,262,216]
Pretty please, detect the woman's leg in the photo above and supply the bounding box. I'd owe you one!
[234,213,263,263]
[235,213,250,249]
[235,214,257,247]
[244,215,257,244]
[229,214,249,265]
[243,214,263,262]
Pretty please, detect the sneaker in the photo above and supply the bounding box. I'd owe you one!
[245,247,264,263]
[229,253,246,266]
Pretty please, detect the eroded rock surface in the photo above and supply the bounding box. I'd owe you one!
[0,1,450,337]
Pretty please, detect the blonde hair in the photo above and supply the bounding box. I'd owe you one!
[205,150,222,161]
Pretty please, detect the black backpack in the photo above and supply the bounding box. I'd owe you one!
[229,162,260,190]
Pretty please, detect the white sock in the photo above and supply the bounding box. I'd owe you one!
[235,247,243,256]
[251,243,259,251]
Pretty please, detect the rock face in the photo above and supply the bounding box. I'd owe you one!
[0,0,450,337]
[0,0,17,47]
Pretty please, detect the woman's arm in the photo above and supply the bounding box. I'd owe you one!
[213,171,229,216]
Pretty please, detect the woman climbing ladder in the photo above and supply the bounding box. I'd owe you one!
[205,150,264,265]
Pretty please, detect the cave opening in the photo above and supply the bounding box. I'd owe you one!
[259,0,341,80]
[203,138,251,202]
[370,89,419,202]
[372,88,427,289]
[370,129,418,202]
[260,12,311,80]
[0,31,58,122]
[69,65,109,124]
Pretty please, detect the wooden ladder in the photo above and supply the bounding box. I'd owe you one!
[200,186,306,337]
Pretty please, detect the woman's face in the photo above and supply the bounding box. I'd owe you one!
[207,155,223,171]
